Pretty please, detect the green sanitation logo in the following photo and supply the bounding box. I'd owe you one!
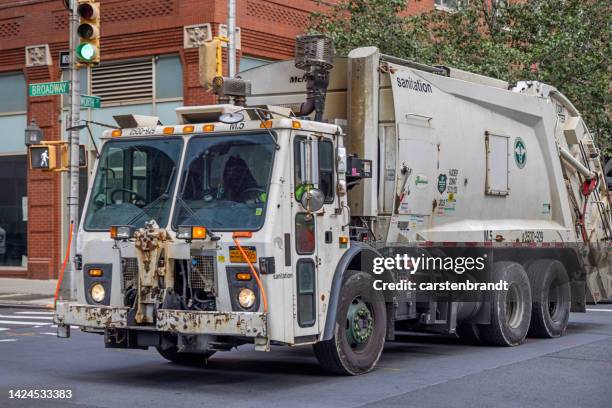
[437,174,447,193]
[514,137,527,169]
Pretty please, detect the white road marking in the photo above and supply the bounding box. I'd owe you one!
[15,311,53,316]
[0,314,53,320]
[41,332,57,336]
[586,308,612,312]
[0,339,17,342]
[0,328,9,331]
[0,320,51,326]
[0,294,24,298]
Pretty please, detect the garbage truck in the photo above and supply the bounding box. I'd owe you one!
[54,35,612,375]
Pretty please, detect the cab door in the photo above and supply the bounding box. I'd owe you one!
[291,134,320,338]
[291,134,345,340]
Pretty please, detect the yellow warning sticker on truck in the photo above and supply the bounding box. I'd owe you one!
[229,246,257,263]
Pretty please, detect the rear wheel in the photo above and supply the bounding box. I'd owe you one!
[156,345,215,366]
[313,271,387,375]
[479,262,532,346]
[527,260,570,338]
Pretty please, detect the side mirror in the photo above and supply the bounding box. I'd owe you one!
[300,188,325,213]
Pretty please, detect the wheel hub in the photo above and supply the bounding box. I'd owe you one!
[346,298,373,347]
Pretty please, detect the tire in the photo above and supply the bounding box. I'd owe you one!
[527,260,570,338]
[479,262,532,346]
[156,345,215,366]
[456,323,482,345]
[313,271,387,375]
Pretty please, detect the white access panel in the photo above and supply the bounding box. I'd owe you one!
[486,133,509,196]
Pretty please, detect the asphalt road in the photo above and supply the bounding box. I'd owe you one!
[0,305,611,408]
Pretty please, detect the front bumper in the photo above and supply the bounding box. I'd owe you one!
[54,301,267,337]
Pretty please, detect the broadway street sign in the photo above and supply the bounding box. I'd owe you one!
[29,81,70,97]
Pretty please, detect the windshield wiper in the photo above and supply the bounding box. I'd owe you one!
[126,166,176,226]
[174,168,220,241]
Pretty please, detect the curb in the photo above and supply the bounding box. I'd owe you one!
[0,301,54,310]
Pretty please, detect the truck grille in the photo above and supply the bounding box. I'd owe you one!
[121,257,138,290]
[190,254,216,292]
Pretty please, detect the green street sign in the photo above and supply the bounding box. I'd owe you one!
[29,81,70,97]
[80,94,101,109]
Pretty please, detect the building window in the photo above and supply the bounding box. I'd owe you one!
[0,73,26,113]
[0,73,27,155]
[0,155,27,267]
[239,56,271,73]
[155,55,183,100]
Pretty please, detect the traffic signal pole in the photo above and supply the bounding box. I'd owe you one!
[228,0,236,77]
[63,0,81,300]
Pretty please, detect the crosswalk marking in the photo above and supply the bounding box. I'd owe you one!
[0,320,52,326]
[0,314,53,320]
[0,339,17,342]
[15,311,53,316]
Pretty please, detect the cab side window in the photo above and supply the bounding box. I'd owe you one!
[318,139,334,203]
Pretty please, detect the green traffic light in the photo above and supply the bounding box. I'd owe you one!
[76,43,97,62]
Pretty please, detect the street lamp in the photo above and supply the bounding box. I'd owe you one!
[24,119,43,146]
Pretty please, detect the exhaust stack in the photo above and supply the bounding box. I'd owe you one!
[294,35,334,121]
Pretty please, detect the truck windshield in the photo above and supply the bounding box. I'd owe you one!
[174,132,276,231]
[84,138,183,231]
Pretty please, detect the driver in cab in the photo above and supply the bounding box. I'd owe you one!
[220,155,265,203]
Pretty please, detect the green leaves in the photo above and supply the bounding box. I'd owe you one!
[308,0,611,158]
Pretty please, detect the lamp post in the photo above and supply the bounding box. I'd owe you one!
[24,120,43,146]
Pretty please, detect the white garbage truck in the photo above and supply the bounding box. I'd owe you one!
[54,36,612,375]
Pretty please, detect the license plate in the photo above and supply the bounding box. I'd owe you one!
[229,246,257,263]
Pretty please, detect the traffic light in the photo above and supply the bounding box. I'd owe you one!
[76,0,100,65]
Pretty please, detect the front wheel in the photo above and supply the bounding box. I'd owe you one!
[313,271,387,375]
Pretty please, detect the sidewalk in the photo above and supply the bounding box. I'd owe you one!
[0,278,56,308]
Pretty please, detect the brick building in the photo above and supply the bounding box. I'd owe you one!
[0,0,448,280]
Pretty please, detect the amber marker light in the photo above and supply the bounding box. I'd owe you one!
[192,226,207,239]
[88,268,103,277]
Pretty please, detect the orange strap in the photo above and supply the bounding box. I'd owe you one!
[54,221,74,306]
[233,237,268,313]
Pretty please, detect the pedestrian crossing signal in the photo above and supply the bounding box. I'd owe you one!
[29,143,88,171]
[29,145,58,170]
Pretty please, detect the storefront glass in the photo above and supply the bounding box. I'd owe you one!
[0,155,27,267]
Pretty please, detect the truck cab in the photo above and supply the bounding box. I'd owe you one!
[55,105,355,358]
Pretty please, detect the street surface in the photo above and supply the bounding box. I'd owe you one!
[0,305,611,408]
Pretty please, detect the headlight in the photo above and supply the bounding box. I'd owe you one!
[90,283,105,303]
[237,288,256,309]
[176,225,207,240]
[110,225,135,240]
